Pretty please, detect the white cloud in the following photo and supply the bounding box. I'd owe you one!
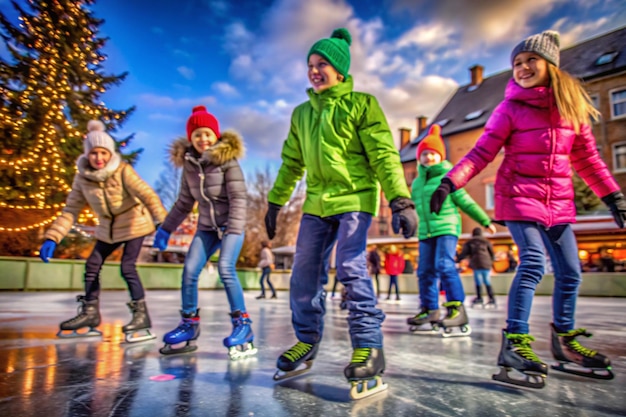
[177,66,195,80]
[212,82,240,98]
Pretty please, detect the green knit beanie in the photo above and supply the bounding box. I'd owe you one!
[307,28,352,78]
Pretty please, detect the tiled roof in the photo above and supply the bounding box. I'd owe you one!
[400,26,626,163]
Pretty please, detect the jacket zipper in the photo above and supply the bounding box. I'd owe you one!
[100,181,115,241]
[187,155,220,237]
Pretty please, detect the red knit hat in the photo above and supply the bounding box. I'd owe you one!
[186,105,220,141]
[416,124,446,160]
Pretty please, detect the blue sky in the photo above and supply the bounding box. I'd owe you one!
[3,0,626,188]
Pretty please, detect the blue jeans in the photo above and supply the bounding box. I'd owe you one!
[417,235,465,310]
[473,269,491,287]
[259,266,275,296]
[181,230,246,315]
[506,221,581,334]
[290,212,385,348]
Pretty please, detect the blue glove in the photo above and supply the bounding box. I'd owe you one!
[153,227,171,251]
[39,240,57,263]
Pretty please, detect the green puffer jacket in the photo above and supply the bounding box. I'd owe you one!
[411,161,490,240]
[268,76,409,217]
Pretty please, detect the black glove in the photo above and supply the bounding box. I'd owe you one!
[430,177,455,214]
[601,191,626,228]
[390,197,418,238]
[264,202,282,239]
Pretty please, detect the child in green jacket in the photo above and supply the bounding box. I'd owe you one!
[264,28,417,399]
[407,125,495,337]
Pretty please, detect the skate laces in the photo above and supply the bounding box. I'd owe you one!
[507,333,542,362]
[283,342,313,362]
[443,301,461,319]
[560,328,597,357]
[350,348,371,364]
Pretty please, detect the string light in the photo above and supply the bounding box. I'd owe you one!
[0,0,129,233]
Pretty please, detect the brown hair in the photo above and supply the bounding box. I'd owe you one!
[548,65,600,134]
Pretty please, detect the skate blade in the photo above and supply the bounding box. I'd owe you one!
[159,341,198,356]
[228,343,258,361]
[57,328,102,339]
[551,362,614,380]
[409,324,440,335]
[492,366,546,389]
[124,329,157,344]
[273,360,313,381]
[441,325,472,338]
[349,376,388,400]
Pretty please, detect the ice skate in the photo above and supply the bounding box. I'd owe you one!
[484,298,497,309]
[492,330,547,389]
[484,285,497,309]
[159,310,200,355]
[550,323,613,380]
[223,310,258,360]
[122,299,156,344]
[57,295,102,338]
[407,307,441,334]
[439,301,471,337]
[273,341,319,381]
[344,348,388,400]
[471,297,484,309]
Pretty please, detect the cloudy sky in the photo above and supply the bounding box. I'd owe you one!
[4,0,626,187]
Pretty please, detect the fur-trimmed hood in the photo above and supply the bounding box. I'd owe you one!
[169,130,245,167]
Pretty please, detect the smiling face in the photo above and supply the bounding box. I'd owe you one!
[308,53,343,93]
[191,127,218,153]
[513,52,550,89]
[87,148,112,170]
[419,149,442,167]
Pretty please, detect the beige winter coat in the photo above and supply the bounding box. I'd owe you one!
[45,153,167,244]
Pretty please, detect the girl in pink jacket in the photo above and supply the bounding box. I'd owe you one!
[430,31,625,389]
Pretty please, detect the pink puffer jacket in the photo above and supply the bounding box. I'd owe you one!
[447,79,619,227]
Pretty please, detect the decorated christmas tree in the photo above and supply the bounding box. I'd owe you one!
[0,0,136,252]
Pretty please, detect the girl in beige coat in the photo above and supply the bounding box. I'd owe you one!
[39,120,167,343]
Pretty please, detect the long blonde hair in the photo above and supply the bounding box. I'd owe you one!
[548,65,600,134]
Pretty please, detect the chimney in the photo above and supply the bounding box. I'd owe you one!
[399,128,411,150]
[469,64,484,86]
[416,116,427,136]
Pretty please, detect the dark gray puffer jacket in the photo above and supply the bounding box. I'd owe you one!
[161,131,247,236]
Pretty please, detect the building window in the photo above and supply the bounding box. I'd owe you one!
[485,183,495,210]
[595,51,618,66]
[610,88,626,119]
[436,118,451,127]
[613,142,626,174]
[589,93,600,124]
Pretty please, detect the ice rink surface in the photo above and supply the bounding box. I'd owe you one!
[0,290,624,417]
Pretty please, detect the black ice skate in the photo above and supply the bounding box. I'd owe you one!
[57,295,102,338]
[344,348,388,400]
[492,330,548,389]
[439,301,471,337]
[471,297,484,309]
[122,299,156,344]
[550,323,614,380]
[484,297,497,309]
[273,341,319,381]
[407,307,441,334]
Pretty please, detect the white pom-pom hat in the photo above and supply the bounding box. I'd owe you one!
[84,120,116,156]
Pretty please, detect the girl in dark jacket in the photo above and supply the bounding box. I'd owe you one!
[153,106,255,360]
[457,227,496,308]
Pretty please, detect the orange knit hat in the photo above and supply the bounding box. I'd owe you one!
[416,124,446,160]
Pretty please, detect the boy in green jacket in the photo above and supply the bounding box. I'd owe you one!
[406,125,495,337]
[264,28,417,400]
